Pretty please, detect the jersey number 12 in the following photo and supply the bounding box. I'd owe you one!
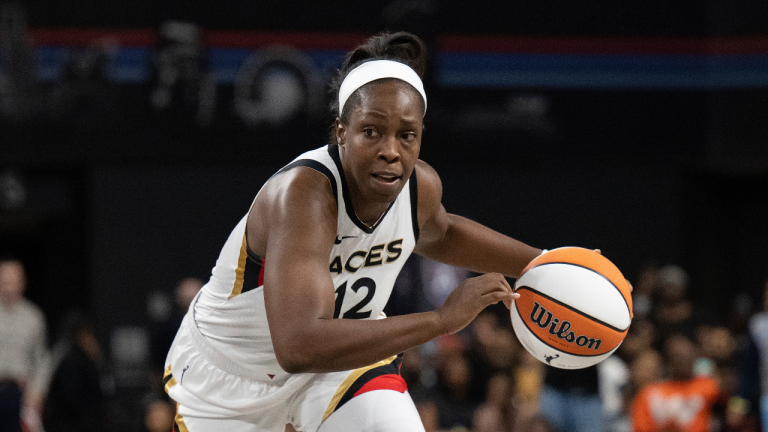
[333,277,376,319]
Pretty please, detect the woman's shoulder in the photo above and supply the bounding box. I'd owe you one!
[414,159,442,205]
[415,158,441,186]
[261,165,337,213]
[247,163,338,257]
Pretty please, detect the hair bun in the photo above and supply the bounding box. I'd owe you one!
[342,32,427,79]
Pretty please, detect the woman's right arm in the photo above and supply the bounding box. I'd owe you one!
[249,167,515,374]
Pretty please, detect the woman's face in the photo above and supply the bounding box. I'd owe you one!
[336,80,423,207]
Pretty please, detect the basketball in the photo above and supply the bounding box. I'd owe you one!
[510,247,633,369]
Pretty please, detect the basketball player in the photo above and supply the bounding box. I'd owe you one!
[164,32,542,432]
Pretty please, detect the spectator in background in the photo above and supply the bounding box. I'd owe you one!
[620,318,656,364]
[651,265,706,350]
[148,277,203,384]
[608,348,663,432]
[599,345,630,432]
[519,414,556,432]
[632,264,660,319]
[0,257,51,432]
[729,279,768,432]
[628,349,663,401]
[400,347,433,402]
[467,308,518,401]
[696,326,737,391]
[415,399,446,432]
[512,351,545,432]
[631,334,720,432]
[606,317,658,432]
[473,372,513,432]
[538,364,604,432]
[724,292,754,343]
[44,318,106,432]
[435,349,477,430]
[142,396,175,432]
[695,326,740,432]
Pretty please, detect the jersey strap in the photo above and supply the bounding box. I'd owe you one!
[273,158,338,203]
[409,167,419,243]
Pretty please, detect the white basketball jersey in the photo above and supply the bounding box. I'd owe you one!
[192,144,419,380]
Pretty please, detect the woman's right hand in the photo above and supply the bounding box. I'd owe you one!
[436,273,518,335]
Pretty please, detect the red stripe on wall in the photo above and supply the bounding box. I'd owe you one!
[28,28,158,47]
[24,28,366,50]
[202,31,366,50]
[438,35,768,55]
[20,28,768,55]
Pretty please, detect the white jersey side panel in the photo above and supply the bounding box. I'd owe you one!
[190,144,418,380]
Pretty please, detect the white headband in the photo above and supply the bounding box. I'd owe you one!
[338,59,427,117]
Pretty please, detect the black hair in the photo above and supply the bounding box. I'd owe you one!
[328,31,427,143]
[0,254,22,266]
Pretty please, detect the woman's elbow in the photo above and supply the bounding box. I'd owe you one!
[273,340,317,374]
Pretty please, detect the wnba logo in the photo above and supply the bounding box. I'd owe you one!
[530,302,602,350]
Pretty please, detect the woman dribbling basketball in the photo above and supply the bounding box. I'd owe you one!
[164,31,542,432]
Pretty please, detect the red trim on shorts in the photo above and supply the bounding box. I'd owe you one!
[353,374,407,397]
[258,258,265,286]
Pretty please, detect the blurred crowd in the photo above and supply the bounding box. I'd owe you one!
[392,260,767,432]
[2,253,768,432]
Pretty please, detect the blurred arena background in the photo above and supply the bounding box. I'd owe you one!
[1,1,768,431]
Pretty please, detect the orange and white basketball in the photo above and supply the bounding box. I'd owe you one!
[511,247,633,369]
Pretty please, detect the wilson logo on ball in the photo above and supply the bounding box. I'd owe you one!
[530,301,602,350]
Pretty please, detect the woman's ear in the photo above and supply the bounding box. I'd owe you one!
[335,118,346,146]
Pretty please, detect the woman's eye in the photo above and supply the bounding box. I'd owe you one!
[364,129,377,138]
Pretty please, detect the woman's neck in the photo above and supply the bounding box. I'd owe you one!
[347,184,390,227]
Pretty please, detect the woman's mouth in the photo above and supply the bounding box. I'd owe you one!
[372,173,401,185]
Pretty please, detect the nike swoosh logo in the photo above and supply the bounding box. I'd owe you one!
[335,235,357,244]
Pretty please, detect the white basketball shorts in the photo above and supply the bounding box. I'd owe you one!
[164,314,424,432]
